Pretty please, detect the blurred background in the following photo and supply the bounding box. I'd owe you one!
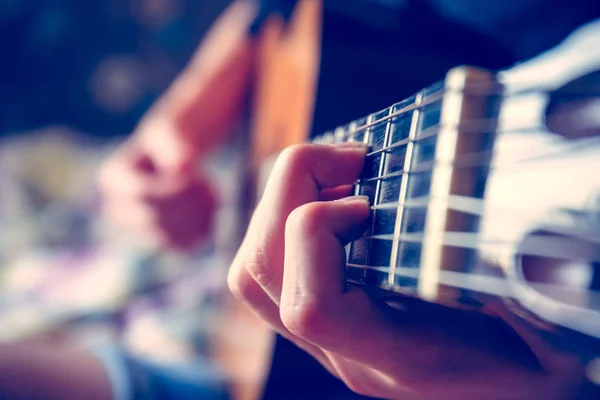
[0,0,235,364]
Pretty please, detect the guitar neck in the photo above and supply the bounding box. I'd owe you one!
[315,66,503,305]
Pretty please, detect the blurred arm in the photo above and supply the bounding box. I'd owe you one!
[0,343,112,400]
[136,0,259,166]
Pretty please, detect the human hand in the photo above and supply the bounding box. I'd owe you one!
[98,0,258,251]
[98,117,217,251]
[227,142,591,399]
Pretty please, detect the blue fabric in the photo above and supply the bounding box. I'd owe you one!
[91,344,229,400]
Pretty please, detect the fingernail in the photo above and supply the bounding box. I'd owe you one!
[339,195,371,204]
[334,142,369,152]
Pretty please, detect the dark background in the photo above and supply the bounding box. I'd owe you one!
[0,0,230,138]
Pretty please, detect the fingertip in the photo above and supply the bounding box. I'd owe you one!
[332,142,369,152]
[335,195,372,219]
[319,185,354,201]
[337,195,370,205]
[286,198,370,253]
[330,142,368,164]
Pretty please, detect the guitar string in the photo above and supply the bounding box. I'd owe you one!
[349,230,600,263]
[264,77,600,334]
[346,264,600,300]
[320,123,600,182]
[313,103,600,264]
[353,137,599,186]
[362,123,558,158]
[367,195,595,220]
[332,88,600,139]
[334,87,600,306]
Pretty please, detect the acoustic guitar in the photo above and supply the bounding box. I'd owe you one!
[213,1,600,398]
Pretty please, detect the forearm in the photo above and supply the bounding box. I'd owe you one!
[141,0,259,160]
[0,343,112,400]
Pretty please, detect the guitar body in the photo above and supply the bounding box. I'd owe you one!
[214,1,600,398]
[212,2,322,400]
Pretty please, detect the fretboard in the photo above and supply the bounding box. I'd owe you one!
[314,67,502,303]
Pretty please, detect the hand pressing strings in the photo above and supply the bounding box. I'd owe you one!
[228,142,586,400]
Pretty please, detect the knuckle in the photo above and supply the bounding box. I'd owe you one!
[280,301,327,340]
[277,144,315,173]
[244,247,273,288]
[227,265,259,304]
[286,203,327,238]
[228,245,274,303]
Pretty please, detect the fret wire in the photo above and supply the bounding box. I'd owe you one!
[329,85,598,147]
[366,233,423,242]
[360,232,477,248]
[351,85,598,140]
[363,119,495,164]
[370,195,431,210]
[353,232,600,264]
[347,89,443,137]
[319,120,548,149]
[409,125,440,141]
[318,101,554,149]
[372,106,392,285]
[358,230,599,253]
[361,150,494,184]
[363,169,403,183]
[362,135,590,184]
[347,264,390,274]
[363,116,374,145]
[365,117,498,158]
[364,113,378,242]
[367,138,411,157]
[347,263,420,279]
[370,192,592,220]
[365,124,439,157]
[361,232,480,248]
[352,266,600,299]
[387,92,423,287]
[347,264,516,300]
[372,107,390,203]
[371,194,486,217]
[348,116,376,282]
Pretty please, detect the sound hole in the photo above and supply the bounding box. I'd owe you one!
[517,231,600,309]
[545,70,600,139]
